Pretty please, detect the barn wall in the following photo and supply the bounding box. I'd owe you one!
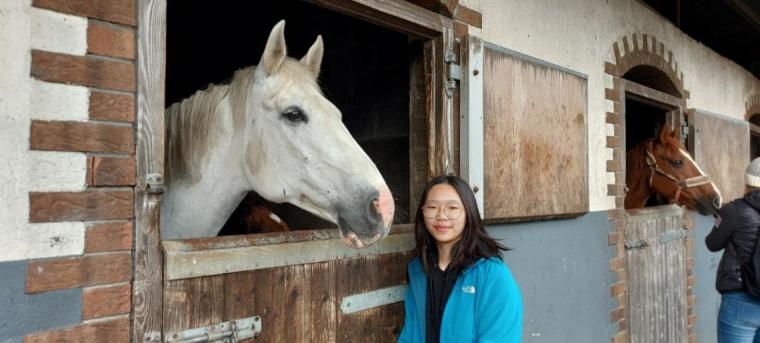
[486,211,618,342]
[0,0,136,342]
[463,0,760,212]
[691,211,721,343]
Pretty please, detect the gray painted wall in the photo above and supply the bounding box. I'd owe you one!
[0,260,81,343]
[487,211,617,342]
[691,211,722,342]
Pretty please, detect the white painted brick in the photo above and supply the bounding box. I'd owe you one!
[0,222,85,261]
[30,7,87,56]
[28,151,87,192]
[31,79,89,121]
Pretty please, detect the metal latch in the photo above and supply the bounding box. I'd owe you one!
[146,173,165,194]
[444,48,460,98]
[166,315,261,343]
[624,239,649,250]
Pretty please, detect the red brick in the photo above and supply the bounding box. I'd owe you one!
[607,136,622,148]
[605,62,618,75]
[88,20,135,59]
[454,5,482,28]
[611,306,626,322]
[85,222,133,253]
[607,160,623,173]
[26,253,132,293]
[29,190,133,223]
[30,120,133,154]
[31,50,135,92]
[89,156,136,186]
[89,91,134,122]
[33,0,135,26]
[606,112,621,124]
[453,21,468,39]
[613,330,628,343]
[406,0,457,17]
[608,231,623,245]
[83,283,131,319]
[610,282,625,297]
[609,257,624,271]
[24,316,129,343]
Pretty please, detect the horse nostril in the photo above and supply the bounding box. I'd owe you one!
[713,197,721,209]
[367,195,381,221]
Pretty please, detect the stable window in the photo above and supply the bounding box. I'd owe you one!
[134,0,456,340]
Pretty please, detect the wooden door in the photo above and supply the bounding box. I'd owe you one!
[161,229,414,342]
[625,205,687,343]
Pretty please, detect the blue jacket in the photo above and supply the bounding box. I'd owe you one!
[398,256,523,342]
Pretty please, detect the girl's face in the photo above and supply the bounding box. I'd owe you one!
[422,184,466,246]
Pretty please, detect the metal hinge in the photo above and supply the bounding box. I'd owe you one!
[444,48,460,98]
[166,316,261,343]
[624,239,649,250]
[146,173,165,194]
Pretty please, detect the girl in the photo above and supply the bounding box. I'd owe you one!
[399,175,523,342]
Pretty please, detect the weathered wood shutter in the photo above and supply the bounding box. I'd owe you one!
[481,44,588,221]
[626,205,687,343]
[687,109,750,203]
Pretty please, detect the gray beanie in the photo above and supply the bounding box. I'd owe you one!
[746,158,760,187]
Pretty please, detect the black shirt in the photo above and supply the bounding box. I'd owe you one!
[426,265,461,343]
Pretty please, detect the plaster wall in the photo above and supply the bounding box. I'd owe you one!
[0,0,89,262]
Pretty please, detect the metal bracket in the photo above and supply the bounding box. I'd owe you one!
[624,239,649,250]
[340,285,407,314]
[444,48,460,98]
[146,173,165,194]
[166,315,261,343]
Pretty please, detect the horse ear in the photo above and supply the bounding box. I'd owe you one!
[300,35,324,77]
[671,124,681,140]
[260,20,287,75]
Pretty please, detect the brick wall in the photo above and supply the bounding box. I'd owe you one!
[604,33,695,343]
[22,0,136,342]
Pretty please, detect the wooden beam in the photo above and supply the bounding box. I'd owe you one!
[307,0,453,38]
[621,79,683,109]
[162,227,415,280]
[133,0,166,341]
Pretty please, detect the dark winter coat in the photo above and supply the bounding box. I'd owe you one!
[706,190,760,293]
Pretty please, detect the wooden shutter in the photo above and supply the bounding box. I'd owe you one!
[482,44,588,221]
[688,109,750,203]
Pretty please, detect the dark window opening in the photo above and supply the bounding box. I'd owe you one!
[623,65,681,97]
[751,113,760,160]
[165,1,412,235]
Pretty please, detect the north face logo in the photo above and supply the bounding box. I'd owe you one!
[462,285,476,294]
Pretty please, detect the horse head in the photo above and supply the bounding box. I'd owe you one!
[242,21,394,248]
[625,124,722,215]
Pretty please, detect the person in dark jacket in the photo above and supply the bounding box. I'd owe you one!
[398,175,522,342]
[706,157,760,342]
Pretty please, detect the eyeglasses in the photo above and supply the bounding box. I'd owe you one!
[421,204,464,219]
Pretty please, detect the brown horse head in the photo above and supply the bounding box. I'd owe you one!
[625,125,722,215]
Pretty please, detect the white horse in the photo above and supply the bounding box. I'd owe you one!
[160,20,395,248]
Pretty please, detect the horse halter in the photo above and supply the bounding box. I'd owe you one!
[643,142,712,204]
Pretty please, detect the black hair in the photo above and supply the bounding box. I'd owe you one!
[414,175,509,274]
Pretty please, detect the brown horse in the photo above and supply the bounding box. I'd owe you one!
[219,192,290,235]
[625,125,722,215]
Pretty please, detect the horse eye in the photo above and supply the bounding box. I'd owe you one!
[671,159,683,167]
[281,107,308,123]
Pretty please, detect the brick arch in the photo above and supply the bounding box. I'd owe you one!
[606,33,689,100]
[746,94,760,120]
[603,33,695,343]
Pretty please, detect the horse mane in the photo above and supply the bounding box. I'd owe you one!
[165,67,255,183]
[626,138,654,190]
